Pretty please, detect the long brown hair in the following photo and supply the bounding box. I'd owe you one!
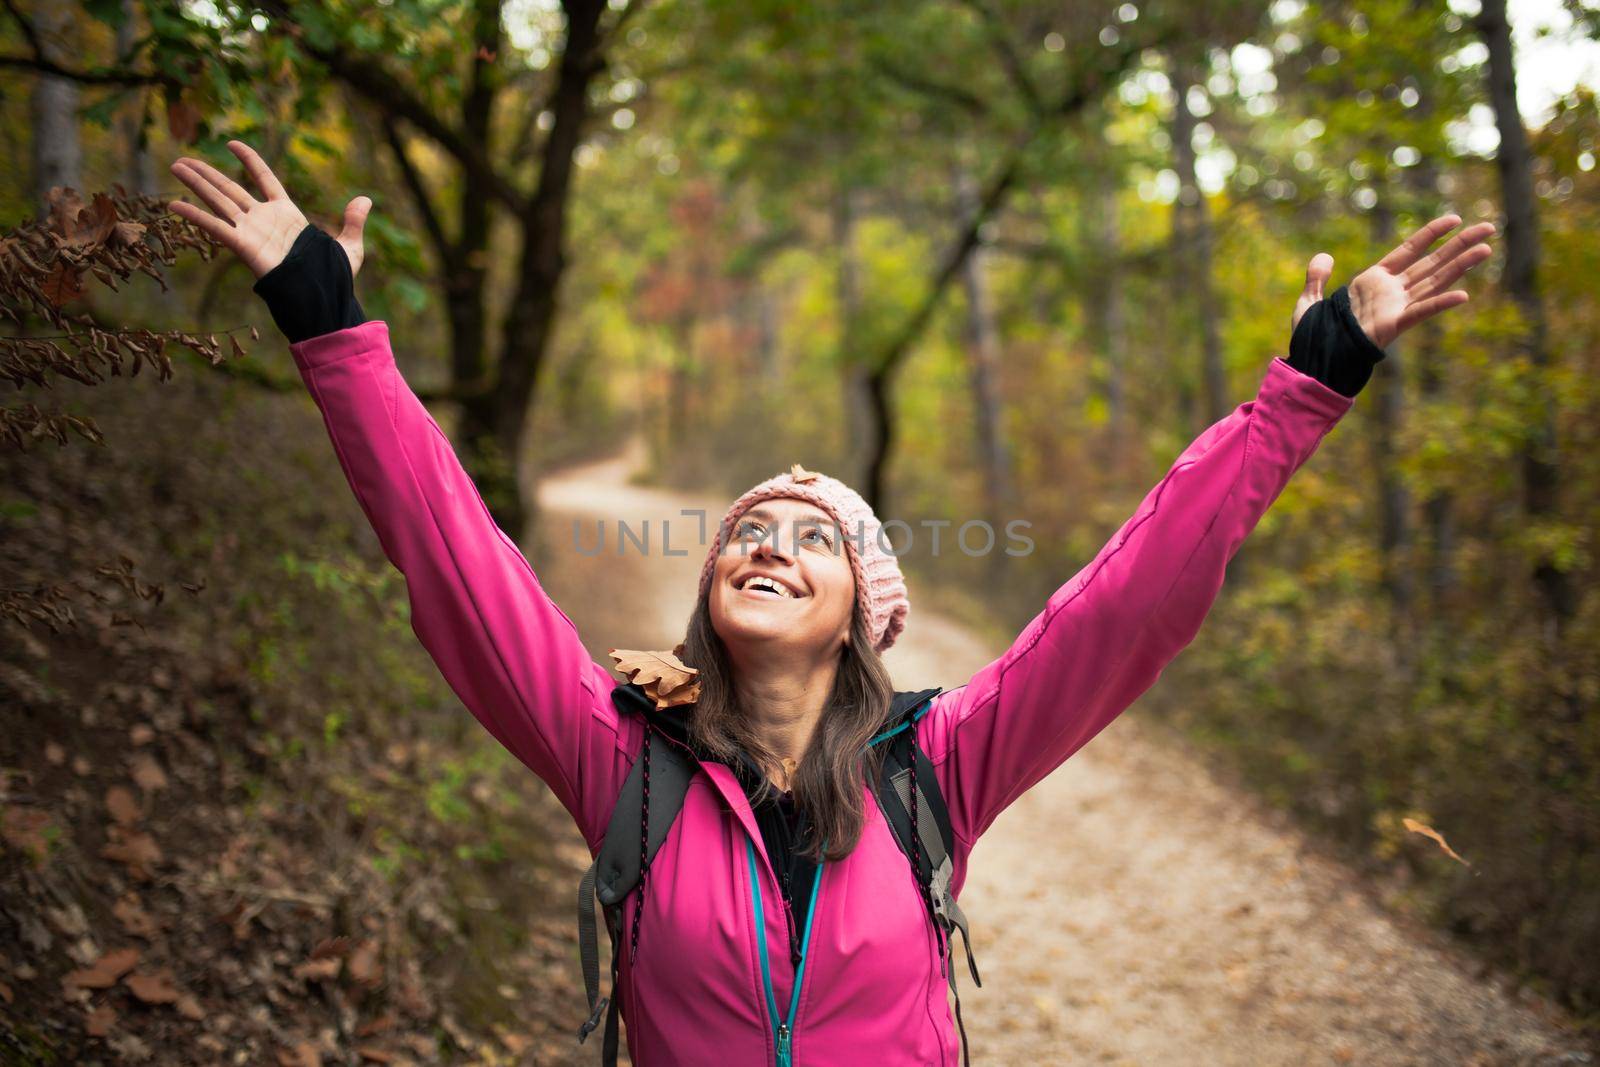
[679,590,895,863]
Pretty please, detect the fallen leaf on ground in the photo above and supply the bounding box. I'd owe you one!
[105,786,141,827]
[277,1044,321,1067]
[293,957,341,982]
[1402,818,1470,867]
[65,947,140,990]
[1,805,52,862]
[101,829,162,879]
[124,968,179,1004]
[176,992,205,1020]
[347,938,383,987]
[114,893,160,938]
[86,1003,116,1036]
[44,742,66,766]
[129,753,168,792]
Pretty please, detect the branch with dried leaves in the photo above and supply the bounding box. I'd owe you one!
[0,185,262,449]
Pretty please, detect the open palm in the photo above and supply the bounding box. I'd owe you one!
[166,139,371,281]
[1290,214,1496,350]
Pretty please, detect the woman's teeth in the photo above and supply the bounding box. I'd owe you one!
[743,576,796,599]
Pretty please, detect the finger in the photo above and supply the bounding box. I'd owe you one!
[1394,290,1470,336]
[170,161,243,224]
[1304,252,1333,297]
[167,198,241,248]
[339,195,372,238]
[1291,252,1334,331]
[175,153,258,214]
[226,139,289,202]
[1406,241,1492,302]
[1403,221,1496,287]
[1376,213,1462,275]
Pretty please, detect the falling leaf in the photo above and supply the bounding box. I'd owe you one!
[608,648,701,709]
[1402,818,1470,867]
[129,753,167,793]
[124,968,179,1005]
[86,1003,116,1036]
[105,785,142,827]
[65,947,140,990]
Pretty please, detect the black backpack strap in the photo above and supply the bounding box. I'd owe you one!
[874,714,983,1067]
[576,719,697,1063]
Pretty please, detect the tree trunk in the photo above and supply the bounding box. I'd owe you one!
[952,159,1015,518]
[1477,0,1572,625]
[833,185,875,489]
[1169,51,1226,429]
[30,0,81,213]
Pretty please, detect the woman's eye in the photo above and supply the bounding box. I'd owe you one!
[735,519,765,540]
[801,527,832,547]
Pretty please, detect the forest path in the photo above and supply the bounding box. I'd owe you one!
[536,443,1587,1067]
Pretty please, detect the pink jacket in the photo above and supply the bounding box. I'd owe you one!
[288,319,1353,1066]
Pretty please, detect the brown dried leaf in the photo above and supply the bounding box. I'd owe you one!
[1402,818,1470,867]
[277,1044,321,1067]
[2,806,52,863]
[114,893,160,938]
[100,829,162,879]
[292,956,341,982]
[310,935,353,960]
[86,1002,116,1036]
[124,968,179,1004]
[607,648,701,709]
[129,723,155,746]
[175,993,205,1020]
[355,1047,395,1064]
[346,938,382,987]
[129,753,167,793]
[65,946,140,990]
[105,785,141,827]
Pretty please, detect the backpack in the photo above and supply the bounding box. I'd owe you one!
[575,682,983,1067]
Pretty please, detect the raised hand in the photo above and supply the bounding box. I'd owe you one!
[167,140,372,280]
[1290,213,1497,349]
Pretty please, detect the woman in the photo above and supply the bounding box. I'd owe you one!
[169,140,1494,1067]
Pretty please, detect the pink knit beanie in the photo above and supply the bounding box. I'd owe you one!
[697,463,910,653]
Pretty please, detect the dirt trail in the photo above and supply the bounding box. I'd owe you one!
[537,445,1590,1067]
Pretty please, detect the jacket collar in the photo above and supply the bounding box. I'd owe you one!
[604,684,940,777]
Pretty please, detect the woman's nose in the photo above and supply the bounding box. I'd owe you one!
[750,531,794,564]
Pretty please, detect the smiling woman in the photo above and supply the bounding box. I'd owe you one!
[172,138,1495,1067]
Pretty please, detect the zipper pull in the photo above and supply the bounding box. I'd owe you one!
[776,1022,792,1067]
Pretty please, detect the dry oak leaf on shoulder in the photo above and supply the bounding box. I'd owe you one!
[609,646,701,709]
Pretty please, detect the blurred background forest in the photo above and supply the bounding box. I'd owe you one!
[2,0,1598,1063]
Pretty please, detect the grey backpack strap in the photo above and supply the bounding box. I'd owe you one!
[890,766,981,988]
[576,724,697,1062]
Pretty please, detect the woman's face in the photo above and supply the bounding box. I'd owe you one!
[709,496,857,661]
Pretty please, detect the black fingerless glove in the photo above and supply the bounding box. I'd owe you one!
[1286,284,1389,398]
[251,223,368,344]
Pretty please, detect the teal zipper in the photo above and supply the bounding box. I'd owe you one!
[744,691,941,1065]
[745,835,826,1067]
